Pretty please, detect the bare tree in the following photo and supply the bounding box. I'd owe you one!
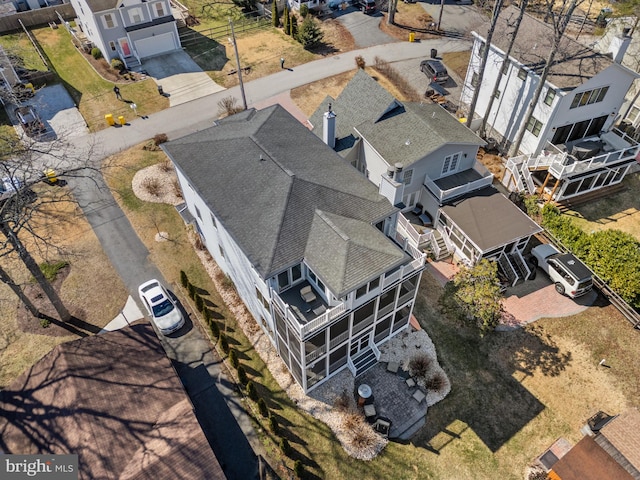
[479,0,529,139]
[0,126,98,322]
[508,0,585,156]
[465,0,505,130]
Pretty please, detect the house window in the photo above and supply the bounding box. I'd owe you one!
[570,86,609,109]
[544,88,556,106]
[109,41,116,52]
[210,212,217,228]
[219,245,225,258]
[403,169,413,185]
[102,13,116,28]
[526,116,543,137]
[442,153,460,175]
[501,61,509,75]
[292,264,302,282]
[471,72,478,87]
[626,105,640,125]
[517,67,527,80]
[256,286,270,309]
[155,2,165,16]
[493,89,501,99]
[478,42,486,58]
[129,7,143,23]
[194,205,202,220]
[277,271,290,290]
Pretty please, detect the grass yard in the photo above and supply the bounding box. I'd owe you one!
[562,173,640,241]
[103,143,639,480]
[28,26,168,131]
[0,189,127,388]
[0,31,48,72]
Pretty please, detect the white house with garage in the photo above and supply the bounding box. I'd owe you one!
[461,5,640,203]
[69,0,180,70]
[162,105,426,393]
[308,70,542,285]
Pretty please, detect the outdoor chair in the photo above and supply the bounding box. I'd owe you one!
[364,404,377,420]
[418,212,432,227]
[387,361,400,374]
[411,203,423,216]
[405,377,416,388]
[373,418,391,438]
[413,389,426,404]
[300,285,316,303]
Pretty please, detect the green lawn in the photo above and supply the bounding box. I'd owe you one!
[105,146,639,480]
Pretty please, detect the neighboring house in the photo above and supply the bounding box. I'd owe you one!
[6,0,65,13]
[309,70,541,283]
[541,409,640,480]
[162,105,426,393]
[0,323,226,480]
[69,0,181,70]
[287,0,322,12]
[461,6,640,203]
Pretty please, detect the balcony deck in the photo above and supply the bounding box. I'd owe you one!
[434,168,483,191]
[278,282,329,326]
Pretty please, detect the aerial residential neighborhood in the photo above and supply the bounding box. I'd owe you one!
[0,0,639,479]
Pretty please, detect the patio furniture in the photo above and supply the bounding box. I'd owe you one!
[387,361,400,373]
[357,384,372,406]
[300,285,316,303]
[373,418,391,438]
[411,203,423,215]
[418,212,432,227]
[405,377,416,388]
[364,404,377,420]
[413,389,426,404]
[312,304,326,316]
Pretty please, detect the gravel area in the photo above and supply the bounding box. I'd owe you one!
[132,164,450,459]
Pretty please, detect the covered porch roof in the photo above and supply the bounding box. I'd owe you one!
[440,187,542,253]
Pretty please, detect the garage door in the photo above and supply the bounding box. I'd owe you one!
[135,33,176,59]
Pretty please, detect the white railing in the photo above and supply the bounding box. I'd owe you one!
[347,356,356,376]
[306,345,326,363]
[397,213,433,247]
[371,341,381,361]
[300,301,348,338]
[424,166,494,202]
[547,145,640,178]
[381,259,424,291]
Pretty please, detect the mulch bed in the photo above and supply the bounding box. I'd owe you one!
[77,48,144,84]
[15,265,96,338]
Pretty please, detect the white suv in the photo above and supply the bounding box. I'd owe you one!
[530,244,593,298]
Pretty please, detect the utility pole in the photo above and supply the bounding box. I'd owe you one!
[437,0,445,30]
[229,19,247,111]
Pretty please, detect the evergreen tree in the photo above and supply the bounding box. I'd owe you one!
[180,270,188,288]
[272,0,279,28]
[289,13,297,37]
[297,16,323,49]
[283,6,290,34]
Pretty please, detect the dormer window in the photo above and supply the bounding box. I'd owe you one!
[102,13,117,29]
[129,7,143,23]
[155,2,165,16]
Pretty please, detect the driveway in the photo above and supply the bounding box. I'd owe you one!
[141,51,225,107]
[334,7,397,48]
[420,1,487,36]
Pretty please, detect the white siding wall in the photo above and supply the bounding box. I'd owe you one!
[71,0,108,56]
[174,168,277,338]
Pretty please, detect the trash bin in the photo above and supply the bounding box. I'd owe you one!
[431,48,437,59]
[409,32,415,42]
[157,85,164,95]
[118,115,126,125]
[105,114,115,126]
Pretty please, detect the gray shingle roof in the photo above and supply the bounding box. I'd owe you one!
[440,187,542,252]
[310,70,484,165]
[476,5,615,90]
[163,105,403,294]
[305,211,407,297]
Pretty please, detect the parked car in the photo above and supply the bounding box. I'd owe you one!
[530,244,593,298]
[138,279,185,335]
[420,59,449,84]
[354,0,376,13]
[14,106,45,137]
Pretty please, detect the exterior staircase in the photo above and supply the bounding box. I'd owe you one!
[507,251,531,282]
[430,230,451,261]
[352,348,378,377]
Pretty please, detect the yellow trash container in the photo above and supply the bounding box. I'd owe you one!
[105,114,115,126]
[118,115,126,126]
[43,168,58,184]
[409,32,415,42]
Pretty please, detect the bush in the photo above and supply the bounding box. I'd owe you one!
[217,96,243,118]
[187,282,196,299]
[408,353,431,381]
[153,133,168,145]
[39,261,68,281]
[110,57,124,71]
[195,294,204,312]
[279,437,291,457]
[142,177,162,197]
[257,398,269,417]
[40,318,51,328]
[237,365,247,384]
[159,159,173,173]
[293,460,304,478]
[180,270,188,289]
[289,14,298,37]
[355,55,366,69]
[246,380,258,401]
[426,372,446,392]
[220,334,230,354]
[229,349,239,369]
[333,390,352,412]
[300,4,309,17]
[172,179,183,199]
[91,47,102,59]
[268,414,278,434]
[210,319,220,339]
